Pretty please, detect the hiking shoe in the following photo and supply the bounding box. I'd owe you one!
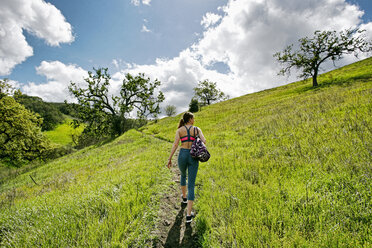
[186,212,195,223]
[181,195,187,204]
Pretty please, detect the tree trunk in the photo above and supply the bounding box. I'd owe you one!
[312,68,319,87]
[312,75,318,87]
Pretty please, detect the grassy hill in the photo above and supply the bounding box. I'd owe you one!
[142,57,372,247]
[1,57,371,247]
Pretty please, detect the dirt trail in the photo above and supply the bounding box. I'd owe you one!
[150,150,200,248]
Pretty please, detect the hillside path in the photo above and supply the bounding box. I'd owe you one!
[148,137,200,247]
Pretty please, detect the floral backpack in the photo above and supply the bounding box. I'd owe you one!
[190,127,210,162]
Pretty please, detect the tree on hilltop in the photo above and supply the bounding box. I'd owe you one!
[68,68,164,142]
[193,79,227,106]
[274,28,372,87]
[165,105,177,117]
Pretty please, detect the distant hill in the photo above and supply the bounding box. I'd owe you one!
[13,94,81,131]
[1,57,371,247]
[14,94,65,131]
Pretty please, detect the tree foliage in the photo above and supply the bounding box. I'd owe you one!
[68,68,164,140]
[193,79,227,106]
[0,79,14,98]
[274,28,372,87]
[0,96,51,166]
[0,79,70,166]
[54,102,80,118]
[14,94,65,131]
[165,105,177,117]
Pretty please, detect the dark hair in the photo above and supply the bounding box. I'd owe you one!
[178,112,194,128]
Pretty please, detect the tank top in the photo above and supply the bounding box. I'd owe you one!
[180,125,196,143]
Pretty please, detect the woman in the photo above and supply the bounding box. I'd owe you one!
[168,112,207,223]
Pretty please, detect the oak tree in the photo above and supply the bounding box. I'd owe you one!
[274,28,372,87]
[194,80,227,106]
[68,68,164,140]
[0,96,50,166]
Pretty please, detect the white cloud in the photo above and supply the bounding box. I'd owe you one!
[359,22,372,43]
[193,0,370,93]
[22,61,87,102]
[112,59,120,69]
[0,0,74,75]
[142,0,152,6]
[130,0,140,6]
[8,79,21,90]
[112,59,133,70]
[112,49,235,115]
[19,0,371,115]
[121,0,371,114]
[130,0,151,6]
[201,13,222,29]
[196,0,365,72]
[141,25,151,33]
[0,23,33,76]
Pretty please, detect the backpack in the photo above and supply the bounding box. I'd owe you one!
[190,127,210,162]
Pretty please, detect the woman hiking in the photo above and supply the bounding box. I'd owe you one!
[167,112,207,223]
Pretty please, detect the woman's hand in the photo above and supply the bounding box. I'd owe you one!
[167,159,172,169]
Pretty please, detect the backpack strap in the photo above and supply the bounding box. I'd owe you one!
[193,126,199,138]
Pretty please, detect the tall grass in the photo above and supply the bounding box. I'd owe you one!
[142,57,372,247]
[1,58,371,247]
[0,130,173,247]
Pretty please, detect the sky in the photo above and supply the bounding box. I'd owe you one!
[1,0,371,115]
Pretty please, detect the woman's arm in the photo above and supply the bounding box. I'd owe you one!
[167,129,180,168]
[197,127,207,144]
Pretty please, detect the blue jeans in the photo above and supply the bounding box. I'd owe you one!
[178,148,199,201]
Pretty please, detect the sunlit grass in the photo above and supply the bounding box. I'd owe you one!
[142,57,372,247]
[1,57,371,247]
[0,130,173,247]
[44,119,84,146]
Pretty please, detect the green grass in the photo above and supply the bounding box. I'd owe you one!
[0,130,173,247]
[1,57,371,247]
[142,57,372,247]
[44,119,84,146]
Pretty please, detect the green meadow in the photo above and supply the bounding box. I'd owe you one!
[44,118,84,146]
[1,57,371,247]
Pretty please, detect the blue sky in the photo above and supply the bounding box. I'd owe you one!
[350,0,372,21]
[9,0,228,84]
[1,0,371,113]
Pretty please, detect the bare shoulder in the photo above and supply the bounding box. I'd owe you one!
[176,126,184,135]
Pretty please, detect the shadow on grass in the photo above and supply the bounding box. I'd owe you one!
[163,203,200,248]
